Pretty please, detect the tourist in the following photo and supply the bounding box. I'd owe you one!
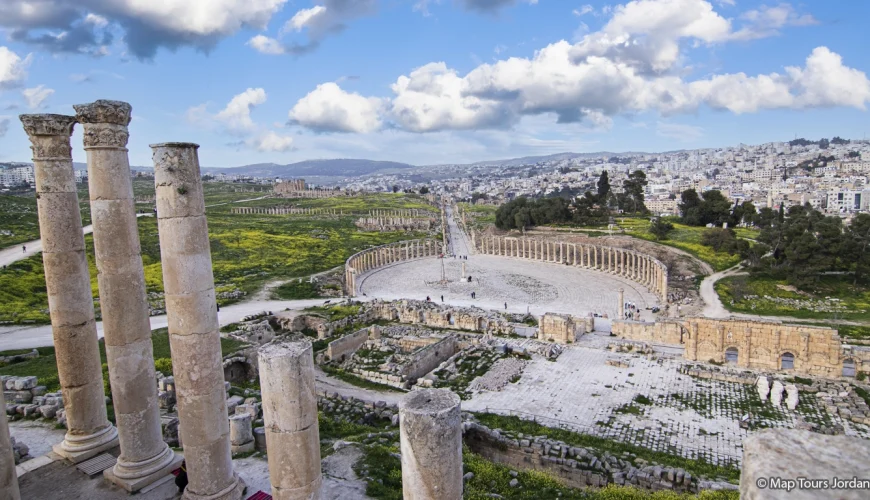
[175,460,188,493]
[426,296,431,302]
[504,302,508,310]
[441,295,444,302]
[22,245,26,253]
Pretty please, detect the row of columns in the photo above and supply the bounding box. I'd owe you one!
[370,209,430,217]
[232,207,341,215]
[345,239,439,296]
[477,236,668,302]
[14,105,244,498]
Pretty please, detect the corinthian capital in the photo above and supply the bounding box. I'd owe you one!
[73,100,132,126]
[19,114,77,160]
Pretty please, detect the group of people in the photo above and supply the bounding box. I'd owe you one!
[623,301,641,321]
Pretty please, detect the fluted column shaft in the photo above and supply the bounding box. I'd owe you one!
[153,143,244,500]
[75,100,179,490]
[20,114,118,463]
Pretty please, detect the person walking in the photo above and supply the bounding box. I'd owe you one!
[504,302,508,310]
[22,245,26,253]
[441,295,444,302]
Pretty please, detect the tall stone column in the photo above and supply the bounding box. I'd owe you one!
[152,143,245,500]
[20,114,119,463]
[400,389,462,500]
[75,100,181,491]
[618,288,625,320]
[258,342,322,499]
[0,408,20,500]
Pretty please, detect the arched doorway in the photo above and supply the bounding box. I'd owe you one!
[843,359,856,378]
[781,352,795,370]
[725,347,738,364]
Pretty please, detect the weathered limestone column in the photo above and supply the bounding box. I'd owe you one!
[20,114,119,463]
[618,288,625,320]
[400,389,462,499]
[75,100,182,491]
[258,342,322,499]
[661,265,668,302]
[0,408,21,500]
[152,143,245,500]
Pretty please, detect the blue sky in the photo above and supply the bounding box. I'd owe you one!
[0,0,868,168]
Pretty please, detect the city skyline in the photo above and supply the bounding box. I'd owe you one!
[0,0,868,168]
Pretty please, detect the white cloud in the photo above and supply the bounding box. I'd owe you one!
[785,46,870,110]
[22,85,54,109]
[284,5,327,33]
[250,131,294,152]
[0,47,31,89]
[289,82,383,133]
[573,5,594,16]
[731,3,818,41]
[247,35,286,55]
[216,88,267,132]
[657,121,704,141]
[84,13,109,27]
[0,117,9,138]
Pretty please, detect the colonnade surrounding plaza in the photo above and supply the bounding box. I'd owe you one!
[475,235,668,302]
[231,206,341,215]
[345,239,442,295]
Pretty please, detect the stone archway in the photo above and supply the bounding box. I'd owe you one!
[843,358,857,378]
[780,352,795,370]
[725,347,739,364]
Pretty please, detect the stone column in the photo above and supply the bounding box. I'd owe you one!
[618,288,625,320]
[258,342,322,500]
[0,409,20,500]
[152,143,245,500]
[20,114,119,463]
[75,100,182,491]
[661,266,668,303]
[399,389,462,500]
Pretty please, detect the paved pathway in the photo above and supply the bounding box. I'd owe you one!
[0,298,329,350]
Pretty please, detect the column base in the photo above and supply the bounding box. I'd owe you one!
[183,473,246,500]
[104,450,183,493]
[53,425,119,464]
[230,441,255,454]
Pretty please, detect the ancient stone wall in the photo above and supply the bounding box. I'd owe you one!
[326,328,370,362]
[613,318,870,378]
[367,299,515,336]
[274,179,305,193]
[355,217,433,232]
[473,234,668,302]
[401,336,459,382]
[538,313,586,344]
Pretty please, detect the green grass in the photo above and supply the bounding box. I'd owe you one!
[617,218,749,272]
[0,188,430,325]
[474,413,741,483]
[0,328,247,393]
[304,304,362,322]
[715,275,870,322]
[272,280,324,300]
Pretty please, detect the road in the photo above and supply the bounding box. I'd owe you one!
[445,205,472,257]
[0,213,154,268]
[0,298,330,350]
[700,265,744,318]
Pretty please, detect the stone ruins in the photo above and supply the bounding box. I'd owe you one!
[273,179,352,198]
[231,206,343,216]
[473,233,669,302]
[345,239,443,295]
[355,216,433,232]
[613,317,870,378]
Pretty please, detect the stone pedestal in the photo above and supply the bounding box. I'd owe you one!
[258,341,322,500]
[74,100,181,492]
[152,142,244,500]
[0,409,20,500]
[229,414,255,454]
[19,114,119,464]
[399,389,462,500]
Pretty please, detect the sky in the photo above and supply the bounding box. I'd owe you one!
[0,0,868,168]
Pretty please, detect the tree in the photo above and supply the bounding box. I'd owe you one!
[649,218,674,241]
[818,138,830,149]
[621,170,648,214]
[678,189,702,225]
[419,186,430,194]
[391,185,399,193]
[845,214,870,284]
[831,136,849,145]
[730,201,756,227]
[596,171,610,201]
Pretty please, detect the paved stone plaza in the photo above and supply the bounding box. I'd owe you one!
[462,334,869,467]
[357,255,659,319]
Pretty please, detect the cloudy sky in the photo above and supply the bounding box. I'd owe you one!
[0,0,868,167]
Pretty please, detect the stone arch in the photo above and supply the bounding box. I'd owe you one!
[842,358,857,378]
[223,359,254,384]
[780,352,795,370]
[725,346,739,364]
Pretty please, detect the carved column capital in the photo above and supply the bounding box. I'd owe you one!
[73,100,132,149]
[19,114,76,160]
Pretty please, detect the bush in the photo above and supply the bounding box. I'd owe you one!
[154,357,173,375]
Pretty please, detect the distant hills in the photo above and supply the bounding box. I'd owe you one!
[201,159,416,178]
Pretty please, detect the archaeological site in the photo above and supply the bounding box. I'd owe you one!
[2,99,869,500]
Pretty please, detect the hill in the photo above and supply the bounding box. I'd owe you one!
[202,159,416,178]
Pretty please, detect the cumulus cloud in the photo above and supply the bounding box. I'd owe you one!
[0,0,289,59]
[249,0,376,56]
[0,47,32,89]
[458,0,538,14]
[289,82,383,133]
[215,88,268,132]
[731,3,817,41]
[22,85,54,109]
[250,131,295,152]
[0,117,9,138]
